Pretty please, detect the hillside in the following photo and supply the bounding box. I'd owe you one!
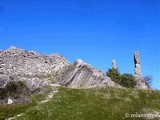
[0,46,70,104]
[0,86,160,120]
[0,47,158,120]
[0,47,118,104]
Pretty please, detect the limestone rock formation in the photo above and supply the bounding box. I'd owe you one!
[0,46,70,77]
[134,51,149,89]
[134,52,142,78]
[0,46,70,103]
[0,74,11,88]
[112,59,117,69]
[55,59,118,88]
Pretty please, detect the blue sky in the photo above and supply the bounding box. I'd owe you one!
[0,0,159,89]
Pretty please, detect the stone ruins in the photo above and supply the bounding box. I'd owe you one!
[134,51,149,89]
[110,52,149,89]
[134,51,142,78]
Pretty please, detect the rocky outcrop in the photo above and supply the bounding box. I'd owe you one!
[2,46,147,104]
[0,74,11,88]
[134,52,142,78]
[0,80,31,104]
[0,46,70,104]
[134,51,149,89]
[55,59,117,88]
[0,46,70,77]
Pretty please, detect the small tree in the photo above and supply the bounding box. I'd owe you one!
[106,68,121,84]
[120,74,136,88]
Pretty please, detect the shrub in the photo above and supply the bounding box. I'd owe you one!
[120,74,136,88]
[0,88,7,99]
[106,69,136,88]
[106,68,121,84]
[6,81,18,93]
[0,81,27,99]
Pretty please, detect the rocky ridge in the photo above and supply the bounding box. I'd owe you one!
[0,47,150,104]
[0,47,70,103]
[0,46,70,77]
[0,47,118,104]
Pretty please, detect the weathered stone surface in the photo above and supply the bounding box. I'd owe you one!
[0,46,70,89]
[17,77,50,92]
[134,51,149,89]
[112,59,117,69]
[0,46,70,77]
[134,52,142,78]
[0,74,11,88]
[55,59,118,88]
[0,46,70,104]
[0,46,121,104]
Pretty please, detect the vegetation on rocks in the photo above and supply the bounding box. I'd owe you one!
[0,47,157,120]
[106,68,136,88]
[106,68,121,84]
[121,74,136,88]
[0,87,52,119]
[0,81,28,99]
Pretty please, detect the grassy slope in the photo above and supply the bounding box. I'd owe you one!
[0,88,52,119]
[1,87,160,120]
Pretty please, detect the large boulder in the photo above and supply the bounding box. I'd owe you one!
[55,59,118,88]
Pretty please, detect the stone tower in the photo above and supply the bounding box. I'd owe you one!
[112,59,117,69]
[134,51,142,78]
[134,51,149,89]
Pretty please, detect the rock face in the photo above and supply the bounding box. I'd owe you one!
[0,46,70,103]
[0,74,11,88]
[55,59,117,88]
[112,59,117,69]
[0,46,70,77]
[134,52,142,78]
[0,46,120,104]
[134,51,149,89]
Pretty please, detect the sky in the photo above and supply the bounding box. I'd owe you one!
[0,0,159,89]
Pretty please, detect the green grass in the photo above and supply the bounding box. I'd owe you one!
[0,102,36,119]
[1,86,160,120]
[0,87,52,120]
[31,87,52,102]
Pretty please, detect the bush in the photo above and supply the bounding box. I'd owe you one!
[6,81,18,93]
[0,88,7,99]
[106,68,121,84]
[106,69,136,88]
[120,74,136,88]
[0,81,27,99]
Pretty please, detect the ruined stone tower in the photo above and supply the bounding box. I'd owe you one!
[134,51,142,78]
[134,51,149,89]
[112,59,117,69]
